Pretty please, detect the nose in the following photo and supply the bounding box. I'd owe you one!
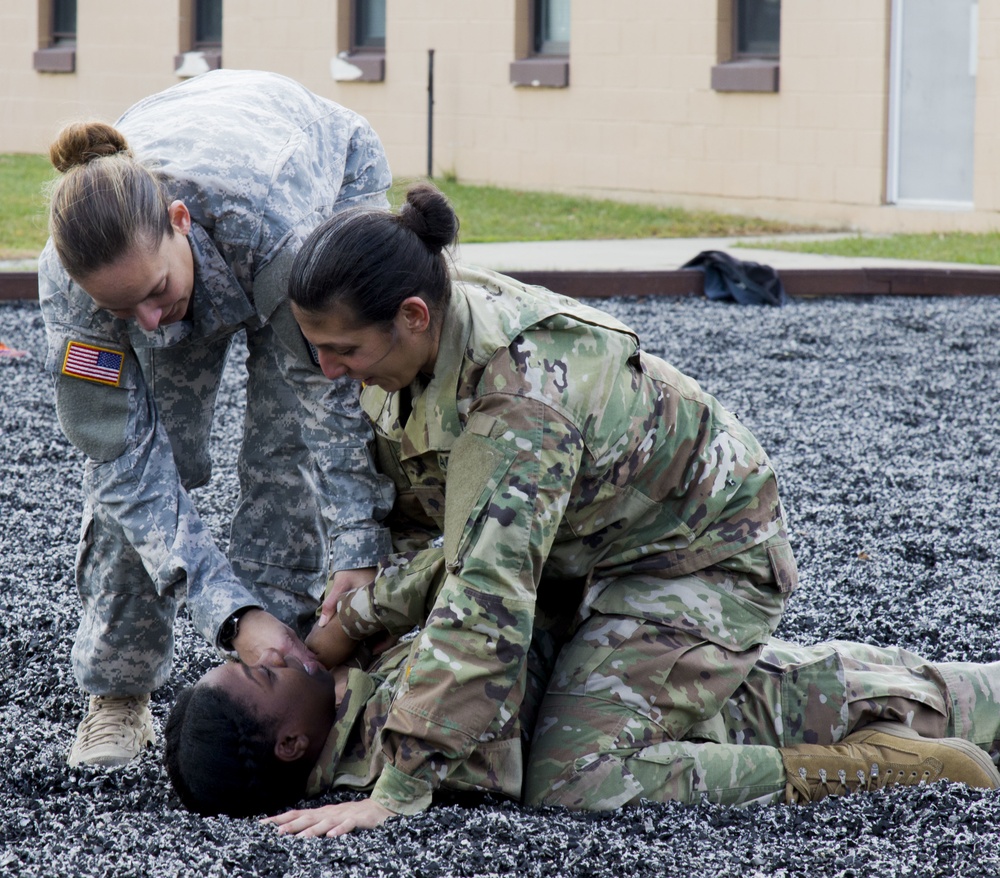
[134,302,163,331]
[255,648,287,668]
[317,350,349,381]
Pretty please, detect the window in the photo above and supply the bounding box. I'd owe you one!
[734,0,780,59]
[511,0,570,88]
[175,0,222,77]
[193,0,222,50]
[51,0,77,45]
[534,0,570,56]
[332,0,386,83]
[354,0,386,51]
[34,0,77,73]
[711,0,780,93]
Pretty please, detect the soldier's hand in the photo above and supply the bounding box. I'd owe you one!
[316,566,377,628]
[262,798,395,837]
[232,609,322,674]
[305,615,358,669]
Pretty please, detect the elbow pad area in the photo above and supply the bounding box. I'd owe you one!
[56,378,130,462]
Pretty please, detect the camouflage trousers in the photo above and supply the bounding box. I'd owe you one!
[71,318,384,694]
[525,621,1000,810]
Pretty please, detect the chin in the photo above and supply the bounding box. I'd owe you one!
[162,300,188,325]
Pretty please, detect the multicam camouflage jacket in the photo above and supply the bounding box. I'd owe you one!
[334,264,798,814]
[37,70,393,644]
[306,602,530,812]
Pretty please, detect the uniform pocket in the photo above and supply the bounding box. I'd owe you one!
[74,507,96,596]
[442,414,519,570]
[766,537,798,594]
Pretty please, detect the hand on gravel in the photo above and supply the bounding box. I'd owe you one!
[262,798,395,837]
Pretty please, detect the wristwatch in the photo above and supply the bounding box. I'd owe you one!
[218,607,253,651]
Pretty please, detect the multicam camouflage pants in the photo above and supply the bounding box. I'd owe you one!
[71,318,381,695]
[525,618,1000,810]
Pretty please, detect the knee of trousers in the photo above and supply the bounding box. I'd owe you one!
[72,591,177,695]
[525,750,646,811]
[524,691,646,811]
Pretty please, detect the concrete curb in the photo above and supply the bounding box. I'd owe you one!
[4,266,998,303]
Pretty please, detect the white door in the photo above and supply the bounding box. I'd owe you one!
[887,0,978,208]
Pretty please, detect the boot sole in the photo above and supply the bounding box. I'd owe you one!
[853,721,1000,789]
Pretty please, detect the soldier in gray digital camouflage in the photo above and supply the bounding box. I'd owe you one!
[163,550,1000,833]
[38,70,395,769]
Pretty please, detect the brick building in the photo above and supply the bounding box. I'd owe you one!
[2,1,998,232]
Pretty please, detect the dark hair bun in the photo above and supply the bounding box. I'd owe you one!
[49,121,132,174]
[399,182,459,253]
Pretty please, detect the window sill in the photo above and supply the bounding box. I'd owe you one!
[174,50,222,78]
[711,60,779,93]
[331,51,385,82]
[33,46,75,74]
[510,57,569,88]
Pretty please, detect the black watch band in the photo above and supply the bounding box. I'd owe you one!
[219,607,252,651]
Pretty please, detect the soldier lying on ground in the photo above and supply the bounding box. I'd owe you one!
[271,181,800,830]
[39,70,395,769]
[163,551,1000,835]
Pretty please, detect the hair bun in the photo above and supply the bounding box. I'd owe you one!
[49,121,132,174]
[398,182,459,253]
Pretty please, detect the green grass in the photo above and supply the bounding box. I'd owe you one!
[389,176,813,242]
[746,231,1000,266]
[4,154,1000,265]
[0,153,56,259]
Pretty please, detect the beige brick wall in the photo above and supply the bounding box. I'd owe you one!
[3,0,1000,233]
[3,2,183,151]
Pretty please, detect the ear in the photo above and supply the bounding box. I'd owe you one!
[398,296,432,333]
[273,732,311,763]
[168,200,192,236]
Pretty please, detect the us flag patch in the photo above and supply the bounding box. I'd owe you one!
[61,341,125,387]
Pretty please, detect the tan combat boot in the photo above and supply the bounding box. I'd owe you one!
[67,694,157,768]
[781,721,1000,804]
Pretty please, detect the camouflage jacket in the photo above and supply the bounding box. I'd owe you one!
[37,70,393,643]
[306,624,526,813]
[337,265,798,813]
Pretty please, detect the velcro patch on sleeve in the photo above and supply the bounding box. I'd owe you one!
[61,341,125,387]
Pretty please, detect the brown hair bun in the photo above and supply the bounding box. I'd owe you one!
[49,121,132,174]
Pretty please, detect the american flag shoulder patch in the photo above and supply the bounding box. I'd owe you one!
[61,341,125,387]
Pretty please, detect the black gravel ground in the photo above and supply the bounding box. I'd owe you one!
[2,291,999,878]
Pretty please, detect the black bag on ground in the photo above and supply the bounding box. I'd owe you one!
[682,249,789,307]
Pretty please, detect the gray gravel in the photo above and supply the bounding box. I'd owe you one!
[1,292,999,878]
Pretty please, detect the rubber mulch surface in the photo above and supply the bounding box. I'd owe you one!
[2,292,999,878]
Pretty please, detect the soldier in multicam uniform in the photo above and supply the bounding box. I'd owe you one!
[162,183,1000,832]
[163,549,1000,831]
[281,182,801,829]
[38,70,395,769]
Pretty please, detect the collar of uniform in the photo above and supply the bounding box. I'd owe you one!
[126,224,257,349]
[401,287,471,457]
[305,667,377,798]
[185,224,257,332]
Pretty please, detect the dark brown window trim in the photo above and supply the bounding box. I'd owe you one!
[711,59,779,92]
[510,57,569,88]
[332,50,385,82]
[33,46,75,73]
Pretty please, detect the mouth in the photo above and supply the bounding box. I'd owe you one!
[285,655,323,676]
[160,296,191,326]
